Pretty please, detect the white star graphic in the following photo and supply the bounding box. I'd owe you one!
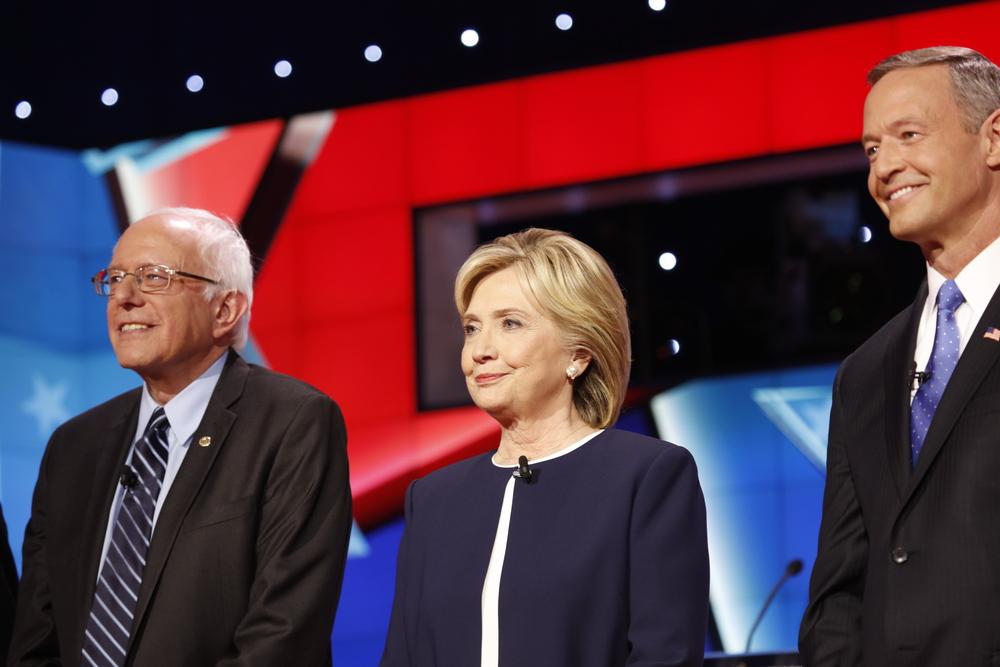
[347,520,370,558]
[21,375,71,438]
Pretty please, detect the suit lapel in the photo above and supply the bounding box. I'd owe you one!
[882,283,926,501]
[74,393,140,658]
[127,350,248,653]
[905,282,1000,502]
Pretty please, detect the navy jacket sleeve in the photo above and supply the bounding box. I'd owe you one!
[627,444,709,666]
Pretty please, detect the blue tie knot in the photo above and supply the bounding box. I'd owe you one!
[937,279,965,313]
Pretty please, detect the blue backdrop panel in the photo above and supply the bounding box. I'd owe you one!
[651,364,836,652]
[0,141,132,566]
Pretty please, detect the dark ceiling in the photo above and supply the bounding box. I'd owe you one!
[0,0,970,149]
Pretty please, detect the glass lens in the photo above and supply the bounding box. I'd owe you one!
[105,270,126,295]
[137,266,171,292]
[92,270,111,295]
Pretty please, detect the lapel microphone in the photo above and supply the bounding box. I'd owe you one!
[119,465,139,490]
[512,455,533,483]
[907,361,931,390]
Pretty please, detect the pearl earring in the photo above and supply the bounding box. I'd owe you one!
[566,366,578,379]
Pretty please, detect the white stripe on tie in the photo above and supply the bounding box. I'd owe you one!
[89,614,126,655]
[94,593,130,636]
[109,541,142,583]
[98,575,134,618]
[84,628,119,664]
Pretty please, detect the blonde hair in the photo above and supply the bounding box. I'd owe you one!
[455,228,631,428]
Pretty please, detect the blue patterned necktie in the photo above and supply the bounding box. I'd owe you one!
[910,280,965,467]
[82,407,170,667]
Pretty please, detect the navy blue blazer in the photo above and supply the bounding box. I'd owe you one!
[381,428,709,666]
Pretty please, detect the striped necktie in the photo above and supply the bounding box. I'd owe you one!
[82,407,170,667]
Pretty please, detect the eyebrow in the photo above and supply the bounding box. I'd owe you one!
[861,117,928,144]
[462,307,529,321]
[107,259,169,269]
[492,307,527,317]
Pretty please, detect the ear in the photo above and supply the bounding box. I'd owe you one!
[568,348,593,378]
[984,108,1000,168]
[211,289,249,343]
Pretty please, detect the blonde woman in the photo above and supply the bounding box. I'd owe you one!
[381,229,708,667]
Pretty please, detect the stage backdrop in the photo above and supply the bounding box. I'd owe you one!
[2,3,998,662]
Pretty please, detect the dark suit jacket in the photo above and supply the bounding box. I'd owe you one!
[8,351,352,666]
[381,429,709,667]
[0,505,19,663]
[800,282,1000,666]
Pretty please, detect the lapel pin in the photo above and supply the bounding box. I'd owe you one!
[984,327,1000,342]
[198,436,212,447]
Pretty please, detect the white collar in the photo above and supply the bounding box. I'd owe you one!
[926,234,1000,317]
[491,429,604,468]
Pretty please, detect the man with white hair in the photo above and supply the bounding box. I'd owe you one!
[8,208,352,666]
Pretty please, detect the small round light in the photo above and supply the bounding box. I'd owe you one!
[461,29,480,47]
[364,44,383,63]
[101,88,119,106]
[649,0,667,11]
[859,226,873,243]
[555,13,573,30]
[14,100,31,119]
[186,74,204,93]
[658,252,678,271]
[274,59,293,78]
[668,339,681,355]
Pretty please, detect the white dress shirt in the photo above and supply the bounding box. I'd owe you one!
[913,236,1000,389]
[911,236,1000,401]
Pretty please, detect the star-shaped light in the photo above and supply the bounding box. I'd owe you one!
[348,519,370,558]
[21,375,71,438]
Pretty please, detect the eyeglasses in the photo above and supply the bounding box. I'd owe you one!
[92,264,219,296]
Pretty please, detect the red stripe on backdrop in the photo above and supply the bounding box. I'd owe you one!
[250,1,1000,526]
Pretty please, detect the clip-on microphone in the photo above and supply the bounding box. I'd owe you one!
[512,455,533,483]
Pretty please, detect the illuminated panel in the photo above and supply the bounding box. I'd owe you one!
[250,1,1000,525]
[136,122,283,220]
[651,365,836,652]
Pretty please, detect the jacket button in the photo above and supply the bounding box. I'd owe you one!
[891,547,908,564]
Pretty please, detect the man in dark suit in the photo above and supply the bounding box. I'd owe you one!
[8,208,352,666]
[800,47,1000,666]
[0,505,18,662]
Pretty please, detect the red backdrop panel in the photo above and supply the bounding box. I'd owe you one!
[248,1,1000,526]
[641,42,770,170]
[407,82,524,205]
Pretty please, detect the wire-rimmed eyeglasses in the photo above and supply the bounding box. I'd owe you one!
[92,264,219,296]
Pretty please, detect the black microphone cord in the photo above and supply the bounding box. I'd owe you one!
[744,558,803,653]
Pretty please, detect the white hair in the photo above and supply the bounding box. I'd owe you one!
[139,206,254,349]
